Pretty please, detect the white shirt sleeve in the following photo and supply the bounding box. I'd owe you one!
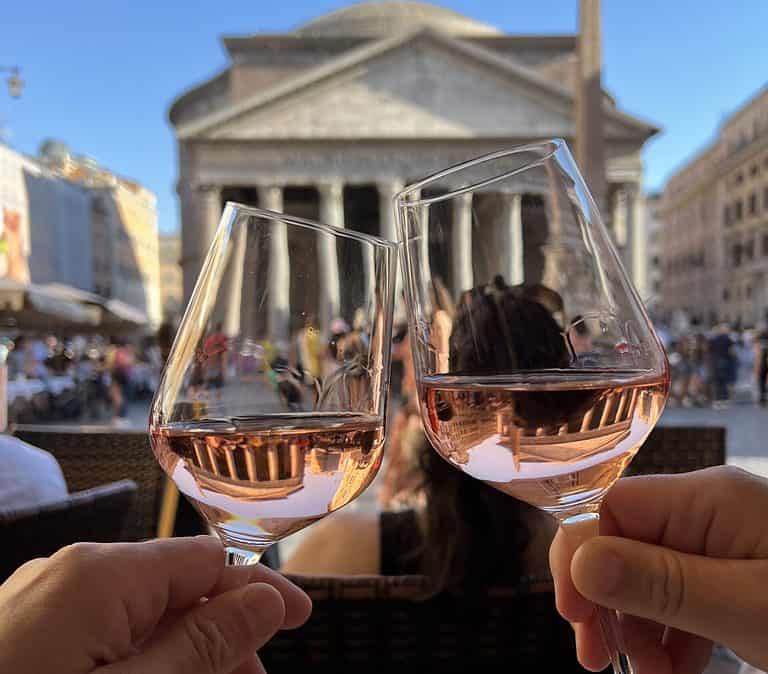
[0,435,68,512]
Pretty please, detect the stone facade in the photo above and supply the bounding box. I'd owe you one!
[159,233,183,321]
[659,85,768,326]
[644,192,663,308]
[170,2,657,332]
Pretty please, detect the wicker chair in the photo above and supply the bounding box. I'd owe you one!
[13,426,166,542]
[628,425,727,476]
[0,479,136,582]
[260,575,589,673]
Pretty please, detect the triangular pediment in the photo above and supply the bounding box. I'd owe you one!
[196,33,584,141]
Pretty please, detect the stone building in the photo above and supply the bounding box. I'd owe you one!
[159,233,183,322]
[39,141,163,329]
[659,85,768,326]
[170,1,658,335]
[643,192,663,309]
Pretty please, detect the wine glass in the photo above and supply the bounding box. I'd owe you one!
[150,203,397,565]
[395,140,669,674]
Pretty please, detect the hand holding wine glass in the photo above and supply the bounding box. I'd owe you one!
[397,140,669,674]
[0,536,312,674]
[551,467,768,674]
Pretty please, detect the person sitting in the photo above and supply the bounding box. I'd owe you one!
[283,277,559,587]
[0,435,67,512]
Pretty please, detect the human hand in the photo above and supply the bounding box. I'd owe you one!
[550,467,768,673]
[0,536,312,674]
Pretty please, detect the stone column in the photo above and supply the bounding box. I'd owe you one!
[258,185,289,339]
[377,179,404,301]
[628,184,647,300]
[181,183,221,303]
[419,197,431,302]
[500,192,524,286]
[317,181,343,330]
[222,217,247,338]
[451,191,474,295]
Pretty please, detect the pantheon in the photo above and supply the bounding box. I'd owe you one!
[170,1,657,335]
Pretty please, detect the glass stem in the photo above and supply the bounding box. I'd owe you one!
[559,511,634,674]
[225,546,265,566]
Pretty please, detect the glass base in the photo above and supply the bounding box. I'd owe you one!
[225,546,266,566]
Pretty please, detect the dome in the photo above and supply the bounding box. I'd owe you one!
[296,1,502,38]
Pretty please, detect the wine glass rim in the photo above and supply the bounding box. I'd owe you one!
[223,202,398,250]
[395,139,563,207]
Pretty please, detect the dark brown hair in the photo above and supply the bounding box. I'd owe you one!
[417,278,568,593]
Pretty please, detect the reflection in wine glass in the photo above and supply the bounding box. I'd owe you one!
[150,203,397,565]
[397,140,669,674]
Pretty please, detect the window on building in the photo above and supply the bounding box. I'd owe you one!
[763,233,768,256]
[751,164,759,178]
[732,243,742,267]
[734,200,743,221]
[723,204,731,226]
[749,192,758,216]
[723,288,730,301]
[745,239,755,260]
[747,285,753,299]
[651,255,660,268]
[735,172,744,185]
[764,186,768,211]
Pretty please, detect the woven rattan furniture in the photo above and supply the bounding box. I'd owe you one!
[628,425,726,476]
[0,479,136,582]
[13,425,166,541]
[260,574,588,672]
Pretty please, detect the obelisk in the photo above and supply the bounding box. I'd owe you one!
[576,0,606,212]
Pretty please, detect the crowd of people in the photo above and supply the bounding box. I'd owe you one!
[659,321,768,409]
[3,330,171,425]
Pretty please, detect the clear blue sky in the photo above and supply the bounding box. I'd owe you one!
[3,1,766,234]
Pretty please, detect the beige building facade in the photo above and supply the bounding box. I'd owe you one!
[170,2,657,335]
[159,233,183,321]
[40,141,163,329]
[659,85,768,326]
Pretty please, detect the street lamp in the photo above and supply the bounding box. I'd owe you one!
[1,67,23,98]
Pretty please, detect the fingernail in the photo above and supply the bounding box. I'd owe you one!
[591,548,625,597]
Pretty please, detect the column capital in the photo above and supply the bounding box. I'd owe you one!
[454,190,474,207]
[192,183,221,195]
[256,184,283,212]
[317,180,344,201]
[376,178,405,195]
[256,183,282,197]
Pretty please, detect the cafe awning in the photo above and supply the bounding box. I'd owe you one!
[0,279,101,331]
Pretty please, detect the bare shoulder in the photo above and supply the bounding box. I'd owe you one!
[281,510,380,575]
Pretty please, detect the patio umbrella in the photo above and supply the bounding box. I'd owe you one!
[99,298,149,333]
[44,284,149,335]
[0,280,101,332]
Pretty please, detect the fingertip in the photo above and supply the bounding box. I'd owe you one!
[281,586,312,630]
[550,530,596,623]
[246,566,312,629]
[243,582,286,637]
[574,614,611,671]
[555,590,595,624]
[571,537,626,604]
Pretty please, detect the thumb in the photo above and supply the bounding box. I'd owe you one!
[104,582,285,674]
[572,536,767,661]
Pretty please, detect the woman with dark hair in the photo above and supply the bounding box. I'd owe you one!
[283,277,558,589]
